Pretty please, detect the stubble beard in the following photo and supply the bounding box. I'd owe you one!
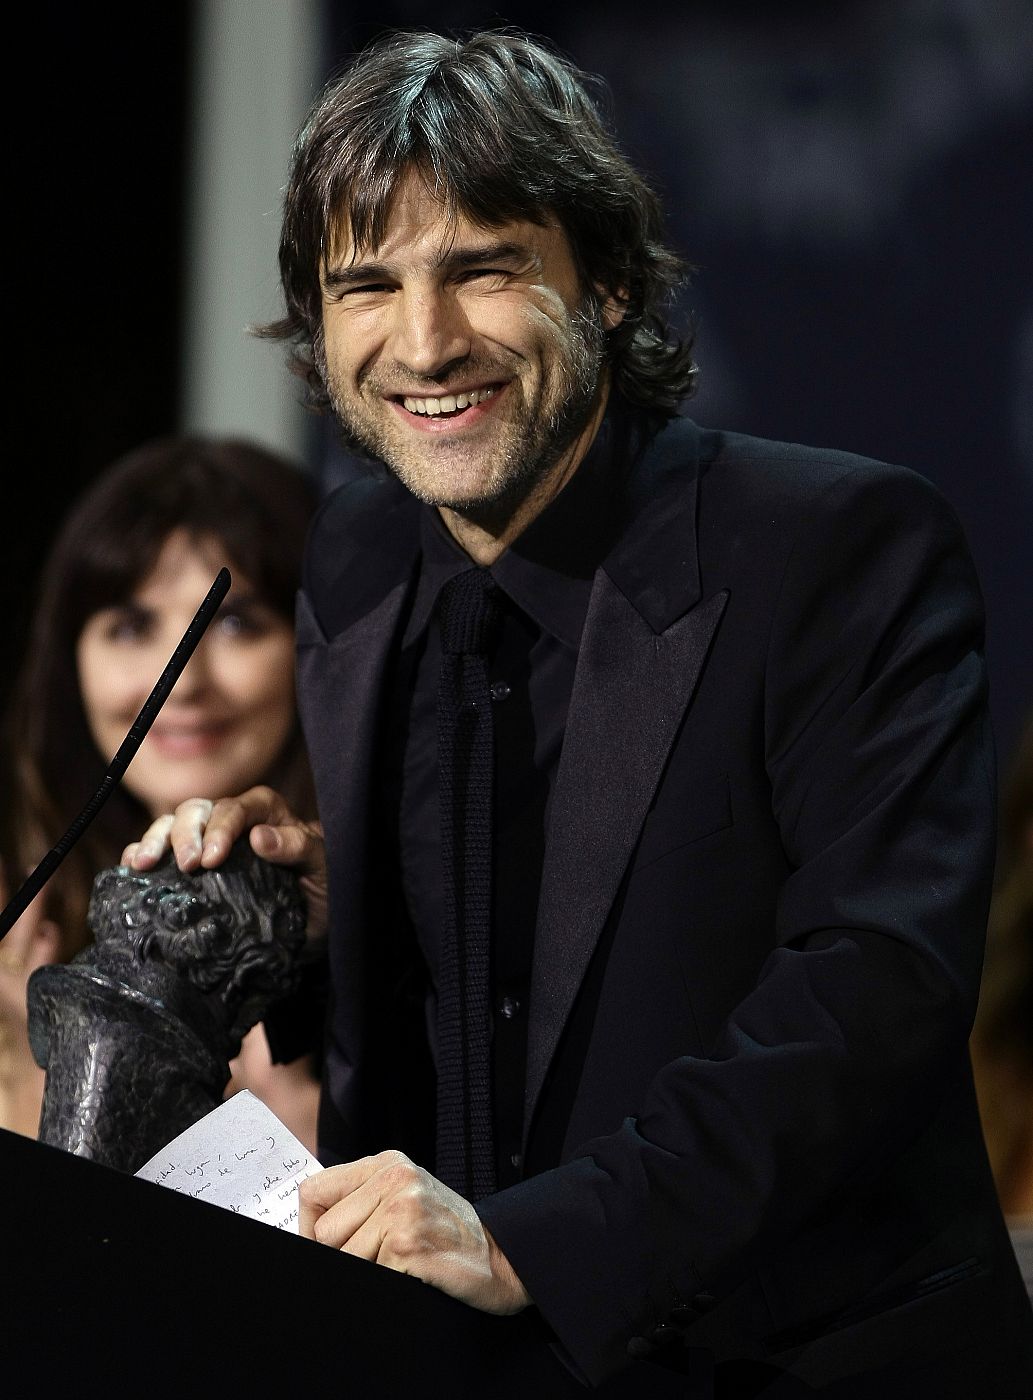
[321,302,608,526]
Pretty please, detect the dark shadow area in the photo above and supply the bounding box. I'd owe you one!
[4,7,190,719]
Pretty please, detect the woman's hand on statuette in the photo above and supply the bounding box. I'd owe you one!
[0,885,61,1025]
[121,786,328,939]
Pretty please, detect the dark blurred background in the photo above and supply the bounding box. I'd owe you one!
[12,0,1032,780]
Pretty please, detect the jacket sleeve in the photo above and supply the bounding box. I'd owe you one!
[475,462,997,1385]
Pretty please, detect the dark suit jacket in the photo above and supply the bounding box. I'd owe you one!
[294,412,1033,1396]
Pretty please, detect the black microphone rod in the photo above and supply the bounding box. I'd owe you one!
[0,567,232,939]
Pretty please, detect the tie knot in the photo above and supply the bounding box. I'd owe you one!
[438,568,500,656]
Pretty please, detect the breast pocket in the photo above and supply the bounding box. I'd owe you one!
[630,771,733,875]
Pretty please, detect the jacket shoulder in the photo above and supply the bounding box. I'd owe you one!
[301,472,419,639]
[697,422,961,529]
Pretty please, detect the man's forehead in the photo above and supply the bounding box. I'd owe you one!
[324,168,554,268]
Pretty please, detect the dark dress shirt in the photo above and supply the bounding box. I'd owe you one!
[380,406,632,1189]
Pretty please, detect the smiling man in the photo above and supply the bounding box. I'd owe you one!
[316,173,617,557]
[131,28,1033,1399]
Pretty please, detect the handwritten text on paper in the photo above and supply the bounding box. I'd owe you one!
[135,1090,322,1232]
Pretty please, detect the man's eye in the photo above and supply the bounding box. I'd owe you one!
[462,268,509,283]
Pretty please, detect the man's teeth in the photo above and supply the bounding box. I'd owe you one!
[402,386,497,416]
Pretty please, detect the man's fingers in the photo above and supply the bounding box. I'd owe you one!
[249,820,320,871]
[295,1153,529,1312]
[124,813,176,869]
[125,797,219,871]
[309,1191,387,1256]
[338,1214,392,1265]
[299,1163,356,1238]
[298,1153,414,1249]
[299,1160,381,1245]
[123,787,309,874]
[119,785,328,934]
[169,798,216,868]
[197,787,298,867]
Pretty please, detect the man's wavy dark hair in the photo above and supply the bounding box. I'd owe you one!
[258,28,697,417]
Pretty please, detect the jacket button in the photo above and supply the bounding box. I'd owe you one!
[626,1336,654,1359]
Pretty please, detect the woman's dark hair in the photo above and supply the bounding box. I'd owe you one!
[260,28,696,418]
[0,436,320,958]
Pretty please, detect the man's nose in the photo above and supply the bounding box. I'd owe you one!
[392,288,472,377]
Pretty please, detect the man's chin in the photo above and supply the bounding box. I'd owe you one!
[384,454,532,516]
[335,387,597,522]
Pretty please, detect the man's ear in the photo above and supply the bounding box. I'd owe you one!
[595,284,629,332]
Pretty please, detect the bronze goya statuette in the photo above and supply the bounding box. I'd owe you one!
[27,841,306,1173]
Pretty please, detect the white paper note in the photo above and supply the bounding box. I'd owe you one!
[135,1089,323,1232]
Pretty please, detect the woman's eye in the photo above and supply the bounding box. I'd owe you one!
[215,602,272,638]
[102,609,151,642]
[217,611,248,637]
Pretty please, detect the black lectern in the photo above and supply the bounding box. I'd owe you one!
[3,1128,542,1395]
[4,1130,692,1397]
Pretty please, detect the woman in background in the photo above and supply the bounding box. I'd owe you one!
[0,436,324,1151]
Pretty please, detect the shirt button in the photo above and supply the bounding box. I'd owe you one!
[498,995,521,1019]
[490,680,511,702]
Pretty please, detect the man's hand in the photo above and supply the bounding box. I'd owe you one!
[121,785,328,938]
[298,1150,531,1315]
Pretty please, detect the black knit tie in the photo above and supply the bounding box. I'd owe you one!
[435,567,500,1201]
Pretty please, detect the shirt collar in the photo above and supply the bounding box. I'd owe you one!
[403,398,635,651]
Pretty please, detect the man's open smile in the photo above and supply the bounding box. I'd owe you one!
[399,384,501,416]
[389,383,507,431]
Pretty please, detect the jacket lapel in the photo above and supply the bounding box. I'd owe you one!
[295,474,422,923]
[295,584,410,921]
[524,416,728,1134]
[294,478,420,1125]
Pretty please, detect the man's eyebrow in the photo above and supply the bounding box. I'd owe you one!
[440,240,538,273]
[322,260,394,291]
[321,240,538,289]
